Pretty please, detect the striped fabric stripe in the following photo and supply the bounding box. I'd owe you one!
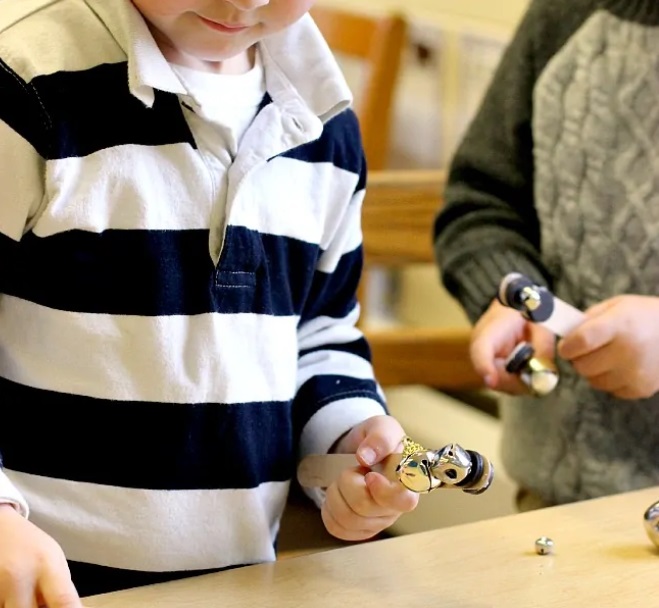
[0,297,301,404]
[0,377,295,489]
[8,470,288,571]
[3,227,361,317]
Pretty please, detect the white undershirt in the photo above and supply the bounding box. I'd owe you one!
[171,48,266,153]
[171,49,267,261]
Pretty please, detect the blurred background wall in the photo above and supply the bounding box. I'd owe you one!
[316,0,530,330]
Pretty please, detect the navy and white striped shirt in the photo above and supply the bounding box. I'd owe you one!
[0,0,385,587]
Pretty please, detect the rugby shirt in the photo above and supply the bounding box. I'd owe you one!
[0,0,386,584]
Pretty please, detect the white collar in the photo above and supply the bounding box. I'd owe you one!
[85,0,186,107]
[84,0,352,123]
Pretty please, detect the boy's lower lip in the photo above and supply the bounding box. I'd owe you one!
[199,16,249,33]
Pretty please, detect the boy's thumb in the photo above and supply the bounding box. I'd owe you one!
[355,416,405,467]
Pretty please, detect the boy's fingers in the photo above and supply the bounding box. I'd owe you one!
[39,570,82,608]
[322,479,387,539]
[583,297,618,318]
[320,500,378,542]
[559,316,615,360]
[489,358,528,394]
[469,335,497,386]
[365,473,419,514]
[529,325,556,362]
[5,583,39,608]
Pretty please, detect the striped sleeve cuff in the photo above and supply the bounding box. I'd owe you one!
[299,396,386,507]
[441,248,550,324]
[0,470,29,518]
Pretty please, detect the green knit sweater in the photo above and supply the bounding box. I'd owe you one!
[434,0,659,505]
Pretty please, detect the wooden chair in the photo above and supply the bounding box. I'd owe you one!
[277,170,484,560]
[360,170,483,392]
[310,5,408,170]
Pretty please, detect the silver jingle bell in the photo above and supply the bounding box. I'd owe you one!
[643,500,659,548]
[433,443,472,485]
[534,536,554,555]
[505,342,559,397]
[396,450,442,493]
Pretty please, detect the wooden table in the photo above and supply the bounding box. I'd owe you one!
[85,487,659,607]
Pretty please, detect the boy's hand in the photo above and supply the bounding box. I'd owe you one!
[558,295,659,399]
[320,415,419,541]
[470,299,555,394]
[0,504,83,608]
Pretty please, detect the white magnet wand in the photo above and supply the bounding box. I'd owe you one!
[297,438,494,495]
[498,273,585,337]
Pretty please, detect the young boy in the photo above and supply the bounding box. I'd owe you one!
[435,0,659,512]
[0,0,420,603]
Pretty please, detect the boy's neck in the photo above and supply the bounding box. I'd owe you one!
[174,48,255,74]
[155,33,256,74]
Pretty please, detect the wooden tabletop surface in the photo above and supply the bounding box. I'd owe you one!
[85,486,659,607]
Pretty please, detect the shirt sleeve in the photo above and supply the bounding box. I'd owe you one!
[294,160,386,470]
[0,56,48,241]
[0,56,49,518]
[0,465,29,518]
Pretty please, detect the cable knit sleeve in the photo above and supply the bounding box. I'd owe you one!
[433,0,599,322]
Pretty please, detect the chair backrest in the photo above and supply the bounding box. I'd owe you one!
[310,6,408,170]
[360,170,484,391]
